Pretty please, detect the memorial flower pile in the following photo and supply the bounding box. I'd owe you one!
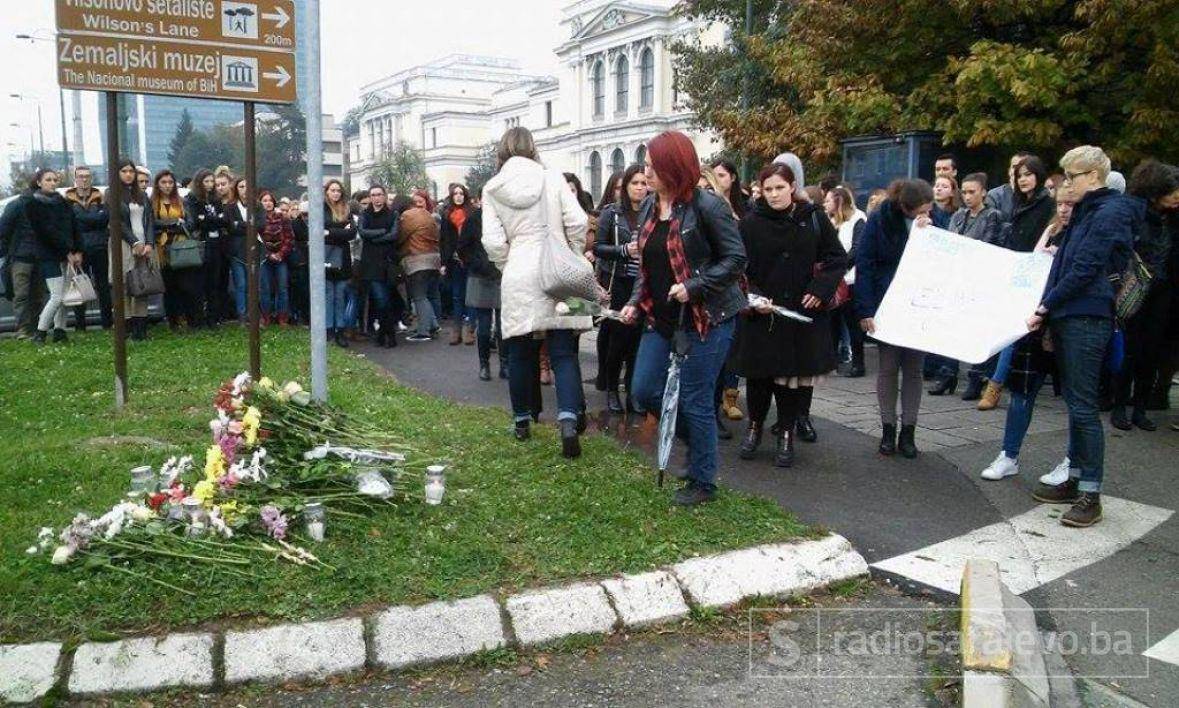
[31,373,423,589]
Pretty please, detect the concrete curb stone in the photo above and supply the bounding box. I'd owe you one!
[373,595,506,669]
[600,570,690,628]
[0,642,61,704]
[224,618,366,684]
[69,633,214,695]
[506,582,618,646]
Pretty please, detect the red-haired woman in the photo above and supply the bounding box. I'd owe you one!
[730,163,847,468]
[620,131,747,506]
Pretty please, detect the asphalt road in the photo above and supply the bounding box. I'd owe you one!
[357,328,1179,707]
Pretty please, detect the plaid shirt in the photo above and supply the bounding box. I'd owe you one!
[636,210,710,339]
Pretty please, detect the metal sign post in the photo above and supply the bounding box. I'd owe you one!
[105,92,128,409]
[303,0,327,402]
[244,101,261,380]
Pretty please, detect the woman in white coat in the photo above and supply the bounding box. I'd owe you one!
[481,127,591,458]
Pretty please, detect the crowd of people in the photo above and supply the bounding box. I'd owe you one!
[3,127,1177,522]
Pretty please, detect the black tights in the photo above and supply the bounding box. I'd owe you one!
[746,379,813,428]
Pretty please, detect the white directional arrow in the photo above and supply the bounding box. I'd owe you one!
[263,65,291,88]
[262,6,290,29]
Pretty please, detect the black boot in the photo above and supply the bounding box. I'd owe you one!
[1110,406,1132,431]
[796,416,817,443]
[479,362,492,381]
[716,412,733,440]
[961,377,984,401]
[607,390,624,414]
[774,427,795,468]
[130,318,146,341]
[738,422,764,460]
[898,424,918,459]
[576,411,587,435]
[560,419,581,459]
[1131,408,1157,431]
[52,328,69,344]
[514,420,531,441]
[928,375,958,396]
[334,329,350,348]
[879,424,897,456]
[31,330,47,345]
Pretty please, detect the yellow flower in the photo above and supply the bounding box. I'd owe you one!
[217,500,240,525]
[242,406,262,446]
[258,377,275,391]
[193,480,216,507]
[204,445,226,482]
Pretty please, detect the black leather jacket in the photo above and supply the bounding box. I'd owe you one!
[627,188,747,327]
[594,203,640,282]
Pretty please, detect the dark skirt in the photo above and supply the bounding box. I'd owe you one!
[466,274,501,309]
[729,308,837,380]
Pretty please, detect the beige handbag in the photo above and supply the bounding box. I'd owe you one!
[537,180,600,302]
[62,263,98,307]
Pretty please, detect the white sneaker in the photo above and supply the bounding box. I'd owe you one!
[1039,457,1072,486]
[981,452,1020,480]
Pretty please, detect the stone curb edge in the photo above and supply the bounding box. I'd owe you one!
[959,558,1050,708]
[1,534,868,703]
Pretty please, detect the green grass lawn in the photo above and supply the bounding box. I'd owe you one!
[0,327,808,644]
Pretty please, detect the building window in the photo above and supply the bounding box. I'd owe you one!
[639,48,654,109]
[367,121,375,159]
[545,100,553,127]
[589,151,602,201]
[431,127,438,148]
[635,144,647,166]
[611,148,626,176]
[591,61,605,118]
[615,55,629,114]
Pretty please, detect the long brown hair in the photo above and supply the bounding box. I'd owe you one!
[151,169,183,213]
[324,179,350,222]
[828,185,858,226]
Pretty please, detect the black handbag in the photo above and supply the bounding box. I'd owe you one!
[127,255,165,297]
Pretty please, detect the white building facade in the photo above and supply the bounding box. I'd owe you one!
[346,1,722,201]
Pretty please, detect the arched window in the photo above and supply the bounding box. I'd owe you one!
[635,144,647,166]
[591,61,605,118]
[589,151,603,200]
[615,55,629,114]
[639,48,655,109]
[611,148,626,176]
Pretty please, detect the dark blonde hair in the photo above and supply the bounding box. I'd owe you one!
[828,185,858,225]
[496,127,539,171]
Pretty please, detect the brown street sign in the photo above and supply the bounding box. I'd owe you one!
[57,33,296,103]
[55,0,295,51]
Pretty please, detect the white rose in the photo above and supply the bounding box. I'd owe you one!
[554,302,571,315]
[131,506,154,522]
[26,546,39,555]
[51,546,73,565]
[282,381,304,397]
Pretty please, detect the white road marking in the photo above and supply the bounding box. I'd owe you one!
[870,496,1172,595]
[1145,629,1179,668]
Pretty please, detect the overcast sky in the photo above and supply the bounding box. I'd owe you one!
[1,0,565,185]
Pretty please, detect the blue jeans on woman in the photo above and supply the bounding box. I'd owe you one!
[475,307,506,368]
[1002,373,1075,462]
[408,270,440,336]
[324,279,350,330]
[259,259,289,319]
[1053,316,1112,493]
[507,330,584,423]
[631,318,736,492]
[448,262,472,325]
[230,258,248,319]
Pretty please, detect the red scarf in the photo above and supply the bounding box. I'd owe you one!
[637,208,709,339]
[448,206,467,233]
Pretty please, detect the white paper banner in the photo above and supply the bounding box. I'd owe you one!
[871,225,1053,364]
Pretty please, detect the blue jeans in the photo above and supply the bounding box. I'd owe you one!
[992,345,1015,385]
[408,270,440,336]
[475,307,506,367]
[259,259,289,318]
[449,263,472,324]
[325,279,350,330]
[230,258,248,319]
[1002,374,1076,461]
[1054,316,1112,493]
[507,330,584,422]
[631,319,736,491]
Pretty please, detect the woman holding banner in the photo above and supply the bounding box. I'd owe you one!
[855,179,934,459]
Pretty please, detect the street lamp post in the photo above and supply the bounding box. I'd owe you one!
[15,32,71,174]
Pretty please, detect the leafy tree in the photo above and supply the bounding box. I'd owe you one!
[368,141,427,199]
[8,150,72,193]
[464,143,498,196]
[339,105,363,138]
[171,125,241,185]
[166,109,195,169]
[674,0,1179,170]
[255,104,307,198]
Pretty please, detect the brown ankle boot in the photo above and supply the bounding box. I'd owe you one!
[463,323,476,345]
[978,382,1004,411]
[449,325,463,345]
[722,388,744,420]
